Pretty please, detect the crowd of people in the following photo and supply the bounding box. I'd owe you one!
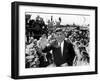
[25,14,90,68]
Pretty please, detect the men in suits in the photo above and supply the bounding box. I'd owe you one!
[42,28,76,67]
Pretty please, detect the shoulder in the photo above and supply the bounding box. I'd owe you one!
[64,39,74,49]
[64,39,72,44]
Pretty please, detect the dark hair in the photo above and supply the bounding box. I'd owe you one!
[78,46,86,53]
[55,28,62,33]
[76,41,81,46]
[82,51,89,63]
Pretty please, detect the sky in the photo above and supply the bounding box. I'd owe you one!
[26,12,90,26]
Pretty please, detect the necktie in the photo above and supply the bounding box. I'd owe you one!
[57,46,62,56]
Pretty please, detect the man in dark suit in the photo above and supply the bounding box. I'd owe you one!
[42,28,75,67]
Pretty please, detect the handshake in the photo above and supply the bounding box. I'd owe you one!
[37,37,48,49]
[37,35,59,49]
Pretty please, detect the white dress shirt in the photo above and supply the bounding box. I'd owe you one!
[58,41,64,56]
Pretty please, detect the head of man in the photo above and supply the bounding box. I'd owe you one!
[55,28,65,43]
[36,15,40,21]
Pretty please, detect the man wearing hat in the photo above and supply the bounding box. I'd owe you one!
[42,28,75,67]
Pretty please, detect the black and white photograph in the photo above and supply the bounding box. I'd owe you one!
[25,12,90,68]
[11,2,97,79]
